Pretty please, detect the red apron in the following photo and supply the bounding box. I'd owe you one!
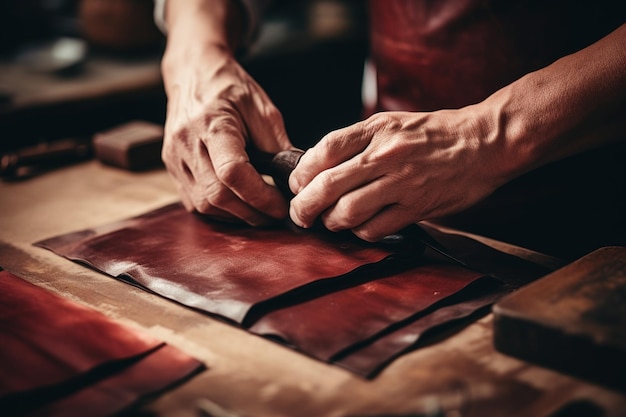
[367,0,626,260]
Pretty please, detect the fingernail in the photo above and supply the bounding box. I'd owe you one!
[288,176,301,195]
[289,206,308,229]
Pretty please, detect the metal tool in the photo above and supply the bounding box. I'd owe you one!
[1,138,92,179]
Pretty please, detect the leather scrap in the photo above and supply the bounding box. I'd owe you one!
[333,279,507,377]
[249,262,486,361]
[29,344,204,417]
[0,269,204,417]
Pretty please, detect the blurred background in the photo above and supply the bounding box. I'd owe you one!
[0,0,369,172]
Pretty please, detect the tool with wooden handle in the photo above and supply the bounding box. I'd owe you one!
[246,146,305,199]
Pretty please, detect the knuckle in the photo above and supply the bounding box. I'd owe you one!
[206,114,240,138]
[312,131,340,158]
[161,145,174,165]
[161,143,179,167]
[205,182,232,208]
[289,198,304,216]
[190,181,232,214]
[365,113,386,131]
[317,170,338,190]
[161,128,187,162]
[192,196,212,214]
[366,112,402,133]
[291,198,315,222]
[330,200,360,229]
[318,133,340,155]
[214,160,242,187]
[171,125,191,142]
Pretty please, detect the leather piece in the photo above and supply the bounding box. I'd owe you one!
[0,270,204,417]
[249,262,486,361]
[34,203,554,376]
[0,270,161,398]
[418,224,558,287]
[35,203,395,323]
[29,344,203,417]
[334,279,508,377]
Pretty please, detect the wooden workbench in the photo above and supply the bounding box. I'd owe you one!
[0,54,165,152]
[1,160,624,417]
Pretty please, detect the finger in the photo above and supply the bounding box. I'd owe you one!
[246,88,293,152]
[289,122,371,194]
[161,127,194,183]
[186,139,279,225]
[168,129,275,225]
[320,177,397,232]
[206,120,288,220]
[197,206,240,223]
[193,180,273,226]
[181,188,242,224]
[174,182,196,212]
[289,158,380,228]
[351,205,415,242]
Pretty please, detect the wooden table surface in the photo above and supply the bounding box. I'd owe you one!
[1,160,624,417]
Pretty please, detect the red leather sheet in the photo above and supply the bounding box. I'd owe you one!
[0,271,161,398]
[35,203,393,323]
[34,203,552,377]
[0,270,203,417]
[333,280,507,377]
[30,344,203,417]
[249,263,486,361]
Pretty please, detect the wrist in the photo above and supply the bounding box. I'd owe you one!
[164,0,244,52]
[162,36,231,72]
[474,77,547,185]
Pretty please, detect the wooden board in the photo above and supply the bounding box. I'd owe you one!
[494,247,626,391]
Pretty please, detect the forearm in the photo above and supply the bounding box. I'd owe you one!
[161,0,245,86]
[166,0,244,48]
[483,23,626,182]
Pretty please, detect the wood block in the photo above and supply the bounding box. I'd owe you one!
[93,120,163,171]
[493,247,626,391]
